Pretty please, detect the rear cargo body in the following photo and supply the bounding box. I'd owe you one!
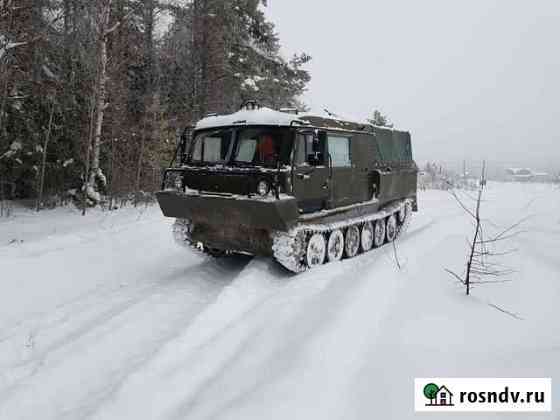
[156,105,418,271]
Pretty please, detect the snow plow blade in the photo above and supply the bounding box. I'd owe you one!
[156,190,299,231]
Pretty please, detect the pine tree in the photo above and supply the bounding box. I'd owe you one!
[0,0,311,206]
[368,109,393,128]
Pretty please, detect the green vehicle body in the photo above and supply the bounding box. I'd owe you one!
[156,106,418,260]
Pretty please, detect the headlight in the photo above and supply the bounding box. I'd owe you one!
[174,175,183,189]
[165,172,183,191]
[257,180,270,196]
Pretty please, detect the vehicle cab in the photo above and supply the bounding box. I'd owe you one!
[162,103,338,214]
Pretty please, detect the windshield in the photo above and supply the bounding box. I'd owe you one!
[233,127,293,167]
[190,129,233,163]
[188,127,293,167]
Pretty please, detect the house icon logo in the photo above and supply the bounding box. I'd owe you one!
[423,383,454,407]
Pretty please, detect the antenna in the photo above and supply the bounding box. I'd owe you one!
[323,108,339,118]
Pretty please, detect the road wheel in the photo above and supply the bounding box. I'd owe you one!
[374,219,386,247]
[306,233,326,268]
[345,225,360,258]
[386,214,398,242]
[327,229,344,262]
[361,221,374,252]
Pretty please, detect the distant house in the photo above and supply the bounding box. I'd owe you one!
[506,168,551,183]
[506,168,533,182]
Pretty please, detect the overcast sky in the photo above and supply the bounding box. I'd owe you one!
[265,0,560,168]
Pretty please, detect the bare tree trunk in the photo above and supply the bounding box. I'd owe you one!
[134,121,146,206]
[0,0,12,136]
[36,103,55,211]
[0,8,11,141]
[191,0,202,121]
[82,95,96,216]
[108,136,115,210]
[88,0,111,191]
[0,73,8,141]
[84,0,135,207]
[0,171,4,217]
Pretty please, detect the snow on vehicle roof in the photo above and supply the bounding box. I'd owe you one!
[301,110,368,125]
[196,107,304,130]
[195,107,407,133]
[300,110,406,132]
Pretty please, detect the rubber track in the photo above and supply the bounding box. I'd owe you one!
[272,199,414,273]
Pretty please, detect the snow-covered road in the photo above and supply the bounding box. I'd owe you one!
[1,183,559,420]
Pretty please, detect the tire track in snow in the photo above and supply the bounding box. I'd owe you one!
[0,215,177,332]
[0,256,252,420]
[89,257,291,420]
[91,245,399,420]
[0,245,205,355]
[1,257,228,377]
[0,254,186,345]
[172,256,392,420]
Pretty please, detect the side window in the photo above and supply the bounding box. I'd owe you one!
[328,135,351,167]
[295,133,314,165]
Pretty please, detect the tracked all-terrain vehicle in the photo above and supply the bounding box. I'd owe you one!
[156,102,418,273]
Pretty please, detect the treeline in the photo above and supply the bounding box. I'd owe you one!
[0,0,311,208]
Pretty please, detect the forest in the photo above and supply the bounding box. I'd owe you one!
[0,0,311,209]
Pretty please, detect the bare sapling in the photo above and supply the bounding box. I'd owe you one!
[446,161,525,297]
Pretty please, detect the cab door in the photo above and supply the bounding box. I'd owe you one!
[292,131,330,213]
[327,133,356,208]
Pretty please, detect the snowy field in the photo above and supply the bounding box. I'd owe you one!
[0,182,558,420]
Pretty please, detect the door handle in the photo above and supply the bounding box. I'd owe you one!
[297,173,311,180]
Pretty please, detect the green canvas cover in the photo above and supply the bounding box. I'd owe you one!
[375,128,412,162]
